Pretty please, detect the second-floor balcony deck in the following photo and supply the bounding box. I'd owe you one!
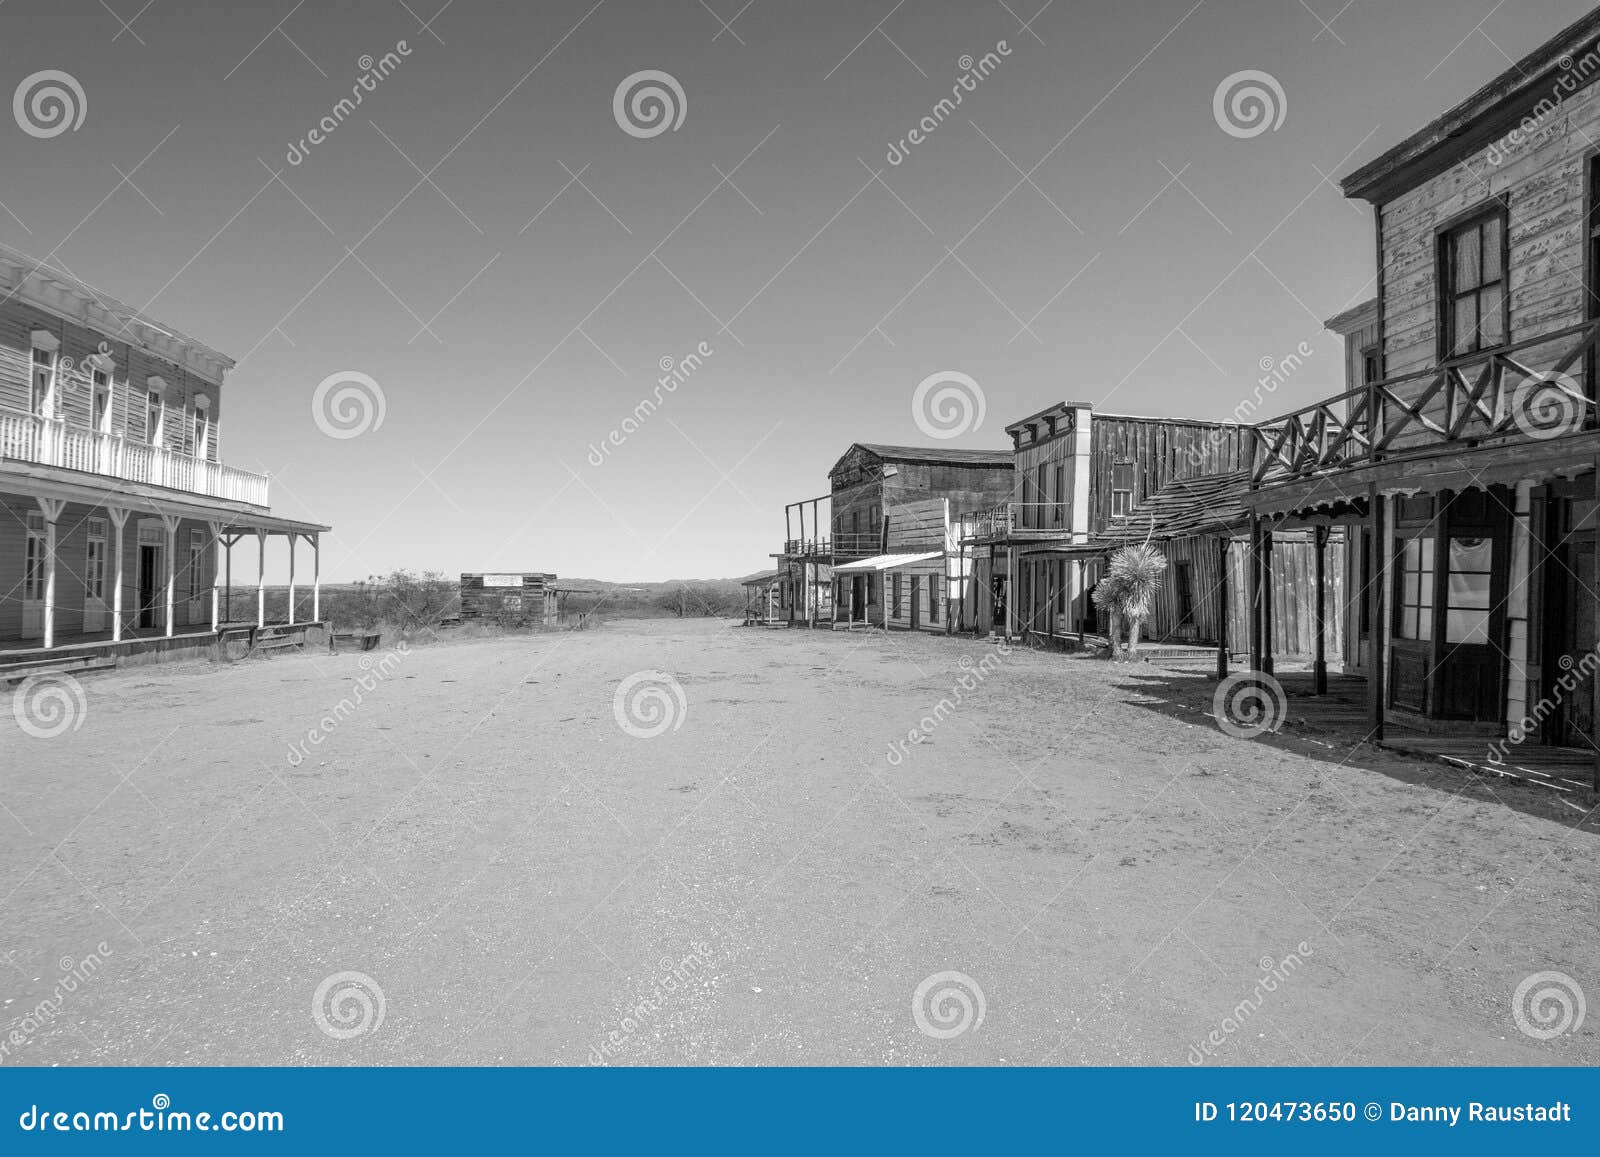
[1248,319,1600,489]
[0,409,270,507]
[958,503,1073,540]
[781,533,882,560]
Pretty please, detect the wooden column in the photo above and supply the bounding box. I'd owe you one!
[312,534,321,622]
[224,534,233,625]
[1262,521,1276,677]
[162,514,178,638]
[1216,536,1230,681]
[1593,461,1599,792]
[208,521,223,632]
[256,530,267,629]
[1368,487,1386,741]
[108,506,129,643]
[286,534,297,626]
[1313,524,1329,695]
[38,498,64,649]
[1248,516,1263,672]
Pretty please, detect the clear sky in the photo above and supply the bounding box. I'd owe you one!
[2,0,1593,582]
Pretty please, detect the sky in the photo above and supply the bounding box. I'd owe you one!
[1,0,1594,583]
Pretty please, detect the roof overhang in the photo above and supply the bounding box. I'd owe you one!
[832,551,941,572]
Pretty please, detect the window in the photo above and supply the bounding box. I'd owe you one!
[86,518,107,601]
[1035,463,1048,528]
[1054,463,1065,527]
[24,513,44,600]
[1358,529,1372,636]
[1175,561,1195,627]
[30,347,53,417]
[1443,536,1493,644]
[929,574,940,624]
[188,529,206,601]
[892,571,902,614]
[92,370,111,433]
[1361,347,1380,384]
[192,408,209,460]
[1394,533,1436,641]
[146,390,164,444]
[1111,460,1135,516]
[1440,210,1506,356]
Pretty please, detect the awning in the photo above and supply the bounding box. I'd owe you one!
[832,551,941,573]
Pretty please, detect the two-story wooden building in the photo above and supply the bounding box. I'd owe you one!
[0,246,331,663]
[1243,6,1600,781]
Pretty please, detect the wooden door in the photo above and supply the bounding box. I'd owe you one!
[138,544,161,630]
[1547,532,1597,747]
[20,513,45,639]
[909,576,921,629]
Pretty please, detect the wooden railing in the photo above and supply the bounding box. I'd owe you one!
[0,410,270,506]
[958,502,1070,538]
[1248,319,1600,485]
[783,533,882,558]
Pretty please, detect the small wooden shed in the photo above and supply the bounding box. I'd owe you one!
[459,572,559,626]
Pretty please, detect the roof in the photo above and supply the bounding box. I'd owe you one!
[1324,297,1378,335]
[0,242,235,383]
[740,569,781,585]
[1341,7,1600,202]
[1104,469,1253,542]
[832,551,942,572]
[841,443,1013,470]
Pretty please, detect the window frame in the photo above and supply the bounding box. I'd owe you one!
[1110,459,1135,517]
[86,518,108,601]
[1437,204,1509,360]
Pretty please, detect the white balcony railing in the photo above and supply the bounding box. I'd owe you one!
[0,410,270,507]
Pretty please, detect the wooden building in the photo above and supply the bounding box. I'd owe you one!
[958,402,1249,640]
[459,572,559,626]
[1242,5,1600,782]
[832,497,964,632]
[774,444,1012,629]
[741,569,782,625]
[0,246,330,663]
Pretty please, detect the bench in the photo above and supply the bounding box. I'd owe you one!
[329,630,383,653]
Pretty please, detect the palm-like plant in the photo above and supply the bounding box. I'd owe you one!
[1091,542,1168,659]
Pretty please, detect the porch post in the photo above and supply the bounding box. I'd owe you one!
[1262,521,1276,677]
[208,520,224,632]
[1313,524,1328,695]
[107,506,129,643]
[1593,461,1599,792]
[1368,486,1386,742]
[1005,545,1016,643]
[1248,516,1262,672]
[162,514,177,638]
[256,530,267,629]
[224,534,233,624]
[1216,537,1229,681]
[38,498,64,650]
[312,533,321,622]
[286,533,297,626]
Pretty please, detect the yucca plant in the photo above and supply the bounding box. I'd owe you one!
[1091,542,1168,659]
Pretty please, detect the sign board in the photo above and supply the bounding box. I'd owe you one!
[482,574,524,588]
[501,595,523,612]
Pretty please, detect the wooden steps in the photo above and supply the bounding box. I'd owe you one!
[0,653,118,685]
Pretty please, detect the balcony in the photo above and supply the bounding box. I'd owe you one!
[958,503,1069,539]
[1248,319,1600,487]
[0,410,270,507]
[782,533,883,560]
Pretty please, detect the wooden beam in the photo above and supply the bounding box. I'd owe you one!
[1369,485,1386,741]
[1217,536,1229,682]
[1313,524,1328,695]
[1593,458,1599,794]
[1262,522,1276,677]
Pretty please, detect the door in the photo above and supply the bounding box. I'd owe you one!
[83,517,109,632]
[185,529,206,625]
[138,543,161,630]
[1543,500,1596,748]
[909,575,921,629]
[21,513,45,639]
[851,576,866,622]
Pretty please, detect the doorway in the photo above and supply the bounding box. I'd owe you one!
[137,541,162,630]
[1541,491,1596,748]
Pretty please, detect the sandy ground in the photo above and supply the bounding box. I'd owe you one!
[1,618,1596,1067]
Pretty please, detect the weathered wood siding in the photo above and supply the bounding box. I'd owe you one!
[459,572,557,625]
[829,447,1012,550]
[1086,416,1248,534]
[1012,428,1075,529]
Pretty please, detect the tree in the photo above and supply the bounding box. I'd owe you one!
[1091,543,1167,660]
